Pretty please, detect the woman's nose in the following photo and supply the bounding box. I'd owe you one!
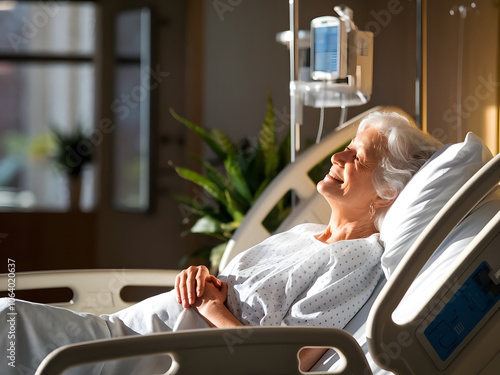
[332,150,350,165]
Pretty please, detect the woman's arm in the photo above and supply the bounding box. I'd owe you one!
[192,276,243,328]
[298,348,329,372]
[195,277,327,372]
[175,265,241,327]
[178,271,327,371]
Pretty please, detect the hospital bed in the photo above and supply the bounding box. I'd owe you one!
[1,106,499,374]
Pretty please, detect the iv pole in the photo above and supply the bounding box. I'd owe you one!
[289,0,299,163]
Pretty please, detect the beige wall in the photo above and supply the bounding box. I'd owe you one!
[427,0,499,152]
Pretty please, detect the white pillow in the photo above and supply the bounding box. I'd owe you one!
[380,132,494,279]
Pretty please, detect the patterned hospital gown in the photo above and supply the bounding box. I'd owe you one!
[219,223,384,328]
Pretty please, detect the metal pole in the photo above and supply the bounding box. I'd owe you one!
[416,0,427,131]
[415,0,422,128]
[289,0,299,163]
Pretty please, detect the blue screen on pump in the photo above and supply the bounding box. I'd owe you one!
[314,25,339,73]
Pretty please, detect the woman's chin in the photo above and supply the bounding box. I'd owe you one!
[317,180,338,197]
[316,179,326,193]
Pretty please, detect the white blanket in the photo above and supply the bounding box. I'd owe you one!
[0,291,208,374]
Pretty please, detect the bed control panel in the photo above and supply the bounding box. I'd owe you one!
[420,261,500,365]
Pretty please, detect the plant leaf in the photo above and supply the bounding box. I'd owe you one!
[237,139,262,195]
[277,129,291,170]
[198,157,230,191]
[252,176,272,202]
[210,242,228,273]
[262,195,292,233]
[190,215,223,234]
[220,221,240,232]
[169,108,227,160]
[259,93,279,178]
[189,216,228,241]
[173,195,230,223]
[224,190,246,223]
[211,129,238,159]
[178,246,212,269]
[173,165,227,206]
[224,157,253,203]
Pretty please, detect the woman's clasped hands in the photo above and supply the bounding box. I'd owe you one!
[175,265,227,310]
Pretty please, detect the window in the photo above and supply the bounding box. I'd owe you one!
[0,1,96,211]
[112,7,152,212]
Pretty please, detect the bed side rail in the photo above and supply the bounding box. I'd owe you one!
[367,153,500,374]
[35,326,372,375]
[0,269,178,314]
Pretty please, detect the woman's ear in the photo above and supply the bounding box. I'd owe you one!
[372,195,396,211]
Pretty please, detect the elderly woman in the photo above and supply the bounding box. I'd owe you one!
[174,111,442,370]
[0,112,441,374]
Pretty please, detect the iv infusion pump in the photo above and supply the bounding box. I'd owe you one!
[310,16,347,81]
[276,5,374,109]
[309,7,373,97]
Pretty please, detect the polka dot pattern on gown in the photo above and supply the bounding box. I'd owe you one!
[218,223,383,328]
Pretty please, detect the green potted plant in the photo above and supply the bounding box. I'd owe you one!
[51,126,93,211]
[170,94,292,271]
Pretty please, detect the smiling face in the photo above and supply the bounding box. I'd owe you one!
[317,127,386,219]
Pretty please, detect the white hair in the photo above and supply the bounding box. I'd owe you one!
[357,111,443,229]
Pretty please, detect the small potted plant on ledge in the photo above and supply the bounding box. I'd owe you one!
[51,126,93,211]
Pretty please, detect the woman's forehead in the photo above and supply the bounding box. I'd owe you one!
[353,128,384,155]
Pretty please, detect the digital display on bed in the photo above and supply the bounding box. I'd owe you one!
[424,261,500,362]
